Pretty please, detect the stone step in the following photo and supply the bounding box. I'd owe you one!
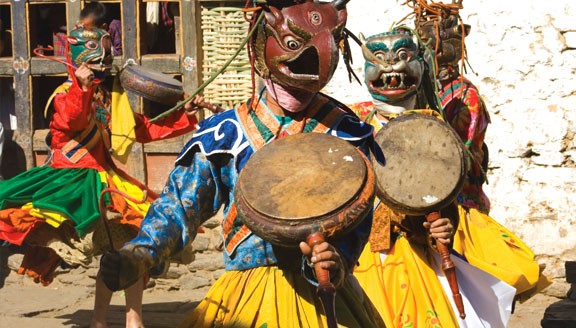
[566,261,576,284]
[541,299,576,328]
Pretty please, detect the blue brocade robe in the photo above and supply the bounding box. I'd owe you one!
[124,91,375,275]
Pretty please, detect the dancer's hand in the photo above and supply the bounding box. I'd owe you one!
[300,241,346,287]
[183,94,224,116]
[183,95,205,116]
[75,63,94,91]
[424,217,454,245]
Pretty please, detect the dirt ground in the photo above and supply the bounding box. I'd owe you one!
[0,268,560,328]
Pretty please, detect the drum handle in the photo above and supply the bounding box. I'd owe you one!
[149,10,265,123]
[306,232,338,328]
[426,212,466,319]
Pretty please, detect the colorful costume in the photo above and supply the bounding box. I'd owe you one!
[440,74,491,212]
[418,12,491,213]
[351,29,548,327]
[0,27,197,285]
[121,95,381,327]
[101,1,384,326]
[416,6,551,299]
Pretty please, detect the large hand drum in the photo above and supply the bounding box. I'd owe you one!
[372,114,467,216]
[119,64,184,106]
[372,113,468,319]
[235,132,375,328]
[235,133,375,247]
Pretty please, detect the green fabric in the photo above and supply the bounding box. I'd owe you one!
[274,114,293,126]
[250,110,275,142]
[0,166,104,237]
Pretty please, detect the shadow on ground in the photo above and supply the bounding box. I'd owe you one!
[56,301,199,328]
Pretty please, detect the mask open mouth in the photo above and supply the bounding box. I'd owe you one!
[86,57,113,72]
[371,72,418,91]
[280,47,320,80]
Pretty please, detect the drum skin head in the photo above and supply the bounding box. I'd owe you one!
[235,133,375,247]
[372,114,467,215]
[239,133,365,219]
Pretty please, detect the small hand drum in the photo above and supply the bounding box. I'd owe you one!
[372,114,467,216]
[235,133,375,247]
[119,64,184,106]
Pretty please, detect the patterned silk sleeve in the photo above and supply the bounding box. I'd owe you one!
[463,86,488,147]
[124,152,224,268]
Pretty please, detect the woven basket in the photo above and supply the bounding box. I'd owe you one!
[201,6,252,112]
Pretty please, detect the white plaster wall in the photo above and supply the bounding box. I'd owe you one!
[324,0,576,288]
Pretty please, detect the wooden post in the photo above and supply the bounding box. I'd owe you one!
[180,0,202,118]
[67,0,81,33]
[11,0,33,169]
[121,0,146,183]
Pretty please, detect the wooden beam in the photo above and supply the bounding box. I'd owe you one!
[29,57,68,75]
[0,58,12,75]
[180,0,201,93]
[11,0,34,169]
[67,0,81,33]
[180,0,203,120]
[121,0,146,183]
[141,54,181,74]
[121,0,139,110]
[27,0,71,4]
[28,57,124,75]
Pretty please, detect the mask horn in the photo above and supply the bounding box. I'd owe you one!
[331,0,351,10]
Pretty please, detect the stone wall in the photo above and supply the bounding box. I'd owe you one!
[324,0,576,295]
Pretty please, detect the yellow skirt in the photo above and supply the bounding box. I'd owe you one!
[180,266,385,328]
[354,239,459,328]
[453,206,551,299]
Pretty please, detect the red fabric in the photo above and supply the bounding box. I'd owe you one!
[0,208,43,246]
[49,77,198,171]
[18,246,62,286]
[134,110,198,144]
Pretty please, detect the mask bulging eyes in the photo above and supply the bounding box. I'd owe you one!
[284,36,302,51]
[85,40,99,50]
[374,52,386,61]
[398,50,410,61]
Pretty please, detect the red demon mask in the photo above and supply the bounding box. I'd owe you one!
[254,0,350,93]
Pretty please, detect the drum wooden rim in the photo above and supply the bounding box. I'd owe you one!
[235,134,376,247]
[372,114,467,215]
[119,64,184,106]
